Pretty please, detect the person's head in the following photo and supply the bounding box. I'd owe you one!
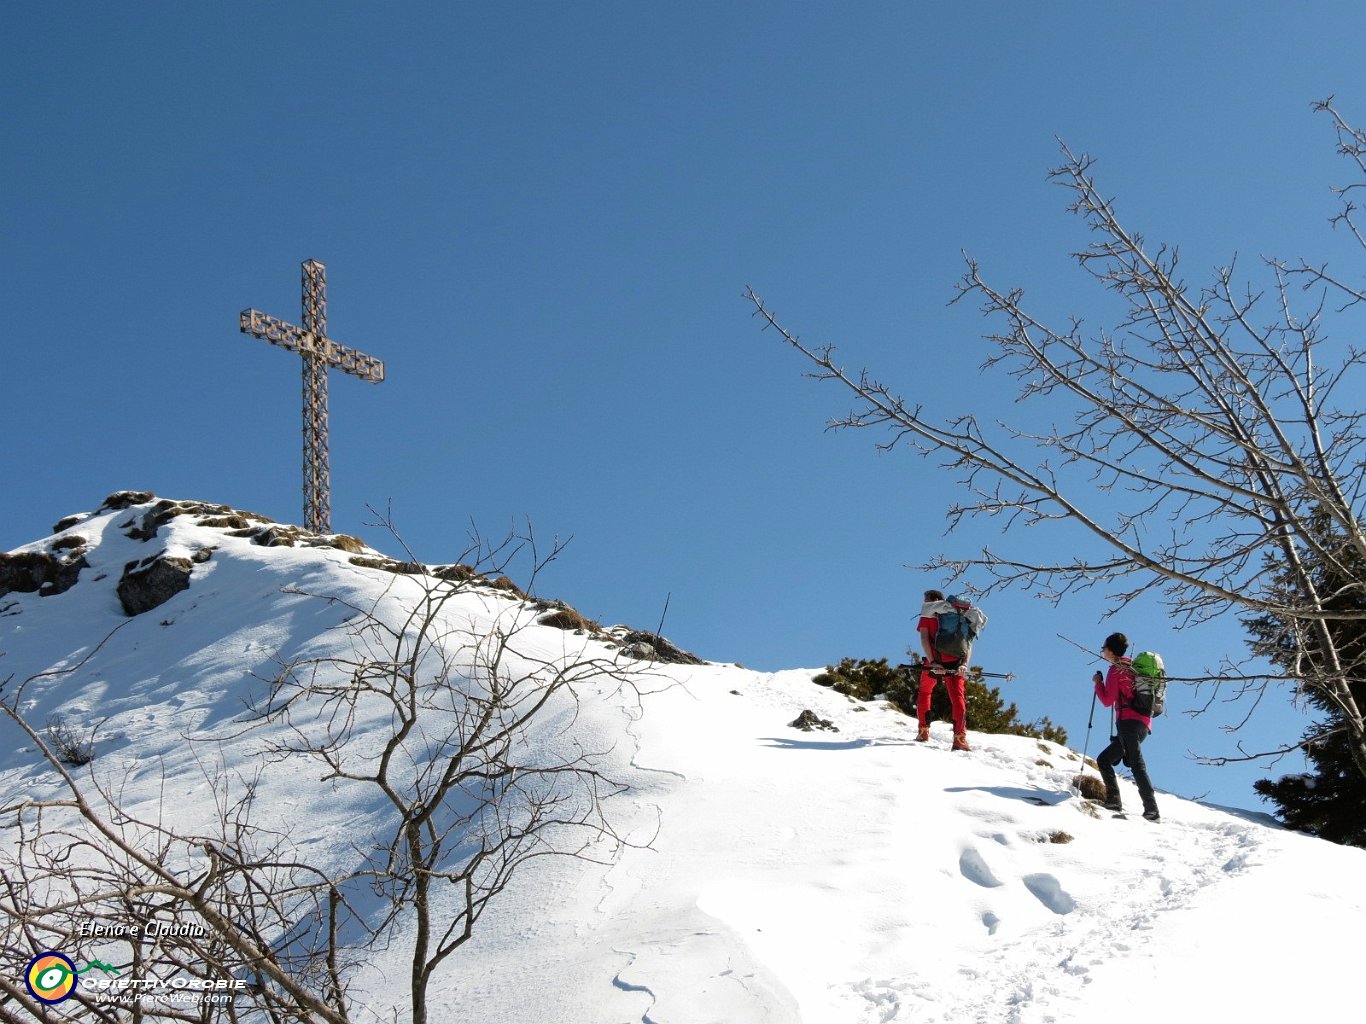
[1102,632,1129,660]
[924,589,944,603]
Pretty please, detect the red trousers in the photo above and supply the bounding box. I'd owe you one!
[918,668,967,734]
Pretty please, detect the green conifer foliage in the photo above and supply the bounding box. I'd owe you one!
[813,658,1067,745]
[1246,510,1366,847]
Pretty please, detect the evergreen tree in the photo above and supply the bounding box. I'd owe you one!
[1246,510,1366,847]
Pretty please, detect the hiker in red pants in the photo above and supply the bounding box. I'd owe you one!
[916,590,971,751]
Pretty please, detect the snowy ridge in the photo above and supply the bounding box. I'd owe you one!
[2,496,1363,1023]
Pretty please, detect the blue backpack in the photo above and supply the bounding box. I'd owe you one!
[935,596,985,661]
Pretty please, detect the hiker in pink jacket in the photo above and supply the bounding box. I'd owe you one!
[1092,632,1160,821]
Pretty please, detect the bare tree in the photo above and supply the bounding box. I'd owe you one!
[253,515,634,1024]
[746,99,1366,784]
[1,520,635,1023]
[2,684,352,1024]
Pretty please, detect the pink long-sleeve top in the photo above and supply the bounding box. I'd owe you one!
[1095,658,1152,727]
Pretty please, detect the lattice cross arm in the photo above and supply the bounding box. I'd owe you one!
[239,309,385,383]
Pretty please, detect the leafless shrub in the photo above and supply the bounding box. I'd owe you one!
[46,713,95,766]
[0,515,644,1023]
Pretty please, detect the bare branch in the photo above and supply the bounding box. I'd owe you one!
[746,101,1366,789]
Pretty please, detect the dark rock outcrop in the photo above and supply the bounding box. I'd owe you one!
[105,493,365,556]
[789,709,839,733]
[126,498,275,543]
[0,549,89,598]
[348,555,427,575]
[100,490,157,512]
[614,630,705,665]
[117,554,195,616]
[52,513,89,533]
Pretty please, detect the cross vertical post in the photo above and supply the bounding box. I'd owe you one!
[239,259,385,534]
[300,259,330,534]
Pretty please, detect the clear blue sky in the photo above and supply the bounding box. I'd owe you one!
[5,2,1364,810]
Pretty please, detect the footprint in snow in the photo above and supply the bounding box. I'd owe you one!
[1022,873,1076,915]
[959,847,1004,888]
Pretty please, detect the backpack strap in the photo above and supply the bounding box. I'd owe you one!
[1114,657,1135,711]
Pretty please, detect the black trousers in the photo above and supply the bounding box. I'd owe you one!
[1097,719,1158,815]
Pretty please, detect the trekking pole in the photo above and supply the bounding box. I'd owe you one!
[1067,688,1104,800]
[1082,690,1098,767]
[1056,632,1103,663]
[910,658,1016,682]
[1064,632,1107,792]
[968,667,1015,681]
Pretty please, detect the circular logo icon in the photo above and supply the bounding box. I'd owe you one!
[26,951,77,1004]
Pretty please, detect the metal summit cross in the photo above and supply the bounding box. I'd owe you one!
[239,259,385,534]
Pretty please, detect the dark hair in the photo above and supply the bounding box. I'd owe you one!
[1103,632,1129,657]
[924,590,944,602]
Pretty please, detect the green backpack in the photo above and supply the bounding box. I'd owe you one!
[1128,651,1167,717]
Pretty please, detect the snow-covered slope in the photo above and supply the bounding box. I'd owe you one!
[3,495,1362,1023]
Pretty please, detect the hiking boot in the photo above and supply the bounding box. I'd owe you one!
[1103,798,1123,812]
[951,732,972,752]
[916,726,931,742]
[1142,809,1161,822]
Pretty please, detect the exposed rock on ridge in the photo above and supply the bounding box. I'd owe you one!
[117,554,196,616]
[6,491,715,662]
[0,547,89,599]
